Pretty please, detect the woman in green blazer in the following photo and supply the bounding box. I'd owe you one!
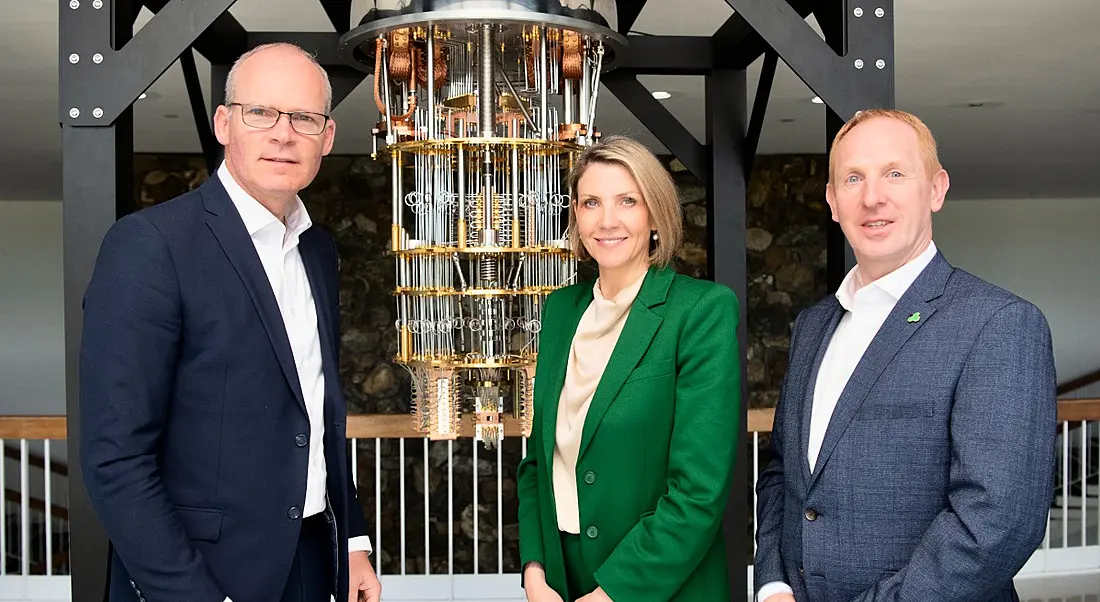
[517,135,741,602]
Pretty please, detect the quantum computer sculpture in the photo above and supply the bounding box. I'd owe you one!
[340,0,625,448]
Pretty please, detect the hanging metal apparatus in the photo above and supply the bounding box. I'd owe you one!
[340,0,626,448]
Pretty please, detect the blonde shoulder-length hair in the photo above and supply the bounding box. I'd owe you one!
[564,135,684,268]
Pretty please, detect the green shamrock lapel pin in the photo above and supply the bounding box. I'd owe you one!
[906,311,921,323]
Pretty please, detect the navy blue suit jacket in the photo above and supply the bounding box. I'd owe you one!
[79,174,367,602]
[754,252,1057,601]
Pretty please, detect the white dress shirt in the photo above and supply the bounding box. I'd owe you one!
[756,241,937,602]
[219,163,372,565]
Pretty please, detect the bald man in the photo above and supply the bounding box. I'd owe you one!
[79,43,381,602]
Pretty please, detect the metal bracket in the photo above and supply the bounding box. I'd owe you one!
[617,0,649,34]
[180,47,219,174]
[714,0,816,69]
[320,0,353,33]
[722,0,894,119]
[59,0,239,126]
[615,35,713,75]
[745,51,779,176]
[603,72,708,183]
[141,0,247,63]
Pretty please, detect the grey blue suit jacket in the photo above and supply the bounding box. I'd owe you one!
[754,251,1057,602]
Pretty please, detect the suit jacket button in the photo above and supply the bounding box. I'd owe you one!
[799,566,805,577]
[586,526,599,539]
[583,470,596,484]
[805,508,818,521]
[295,433,308,447]
[288,506,302,520]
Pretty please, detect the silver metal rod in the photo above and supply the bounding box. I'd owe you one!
[483,148,494,245]
[511,145,519,248]
[588,43,604,133]
[540,26,548,139]
[479,24,495,137]
[496,59,537,133]
[381,38,393,139]
[466,41,473,99]
[427,25,435,140]
[548,33,556,96]
[564,79,573,124]
[458,145,466,245]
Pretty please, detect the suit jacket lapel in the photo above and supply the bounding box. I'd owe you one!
[576,266,673,462]
[798,301,844,486]
[542,285,592,469]
[300,231,350,486]
[201,175,308,415]
[807,253,952,486]
[299,231,341,408]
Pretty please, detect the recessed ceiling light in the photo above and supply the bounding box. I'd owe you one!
[651,91,671,100]
[780,118,797,123]
[139,93,148,100]
[163,113,179,119]
[811,96,824,104]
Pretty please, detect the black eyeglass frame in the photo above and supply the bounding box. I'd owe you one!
[226,102,331,136]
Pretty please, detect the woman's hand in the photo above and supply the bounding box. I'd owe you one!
[576,586,613,601]
[525,583,565,602]
[523,563,564,602]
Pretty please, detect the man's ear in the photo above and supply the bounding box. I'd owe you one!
[930,169,950,213]
[213,105,231,146]
[321,118,336,156]
[825,183,840,222]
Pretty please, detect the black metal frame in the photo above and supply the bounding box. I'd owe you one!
[60,1,893,600]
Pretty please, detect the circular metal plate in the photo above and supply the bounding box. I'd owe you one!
[338,7,627,74]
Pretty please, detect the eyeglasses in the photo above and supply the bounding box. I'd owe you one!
[228,103,330,136]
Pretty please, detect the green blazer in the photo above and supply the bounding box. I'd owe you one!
[517,265,742,601]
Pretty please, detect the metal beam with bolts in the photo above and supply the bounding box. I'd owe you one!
[59,1,893,601]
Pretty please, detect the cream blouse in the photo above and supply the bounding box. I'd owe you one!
[552,270,648,533]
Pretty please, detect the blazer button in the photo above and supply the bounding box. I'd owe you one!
[583,470,596,485]
[295,433,308,447]
[586,526,599,539]
[805,508,818,521]
[288,506,302,520]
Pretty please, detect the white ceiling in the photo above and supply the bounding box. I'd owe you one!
[3,0,1099,201]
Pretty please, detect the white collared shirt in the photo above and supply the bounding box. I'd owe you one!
[218,162,371,557]
[807,240,937,471]
[756,241,937,602]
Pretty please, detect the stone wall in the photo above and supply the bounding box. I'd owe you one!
[133,151,829,570]
[660,155,830,410]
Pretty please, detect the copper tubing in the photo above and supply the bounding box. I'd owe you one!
[374,36,417,122]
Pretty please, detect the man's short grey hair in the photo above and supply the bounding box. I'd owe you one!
[224,42,333,114]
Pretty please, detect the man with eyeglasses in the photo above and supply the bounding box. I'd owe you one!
[79,42,381,602]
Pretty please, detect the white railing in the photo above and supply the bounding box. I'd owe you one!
[0,404,1098,602]
[346,436,527,601]
[1018,419,1100,576]
[0,429,72,602]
